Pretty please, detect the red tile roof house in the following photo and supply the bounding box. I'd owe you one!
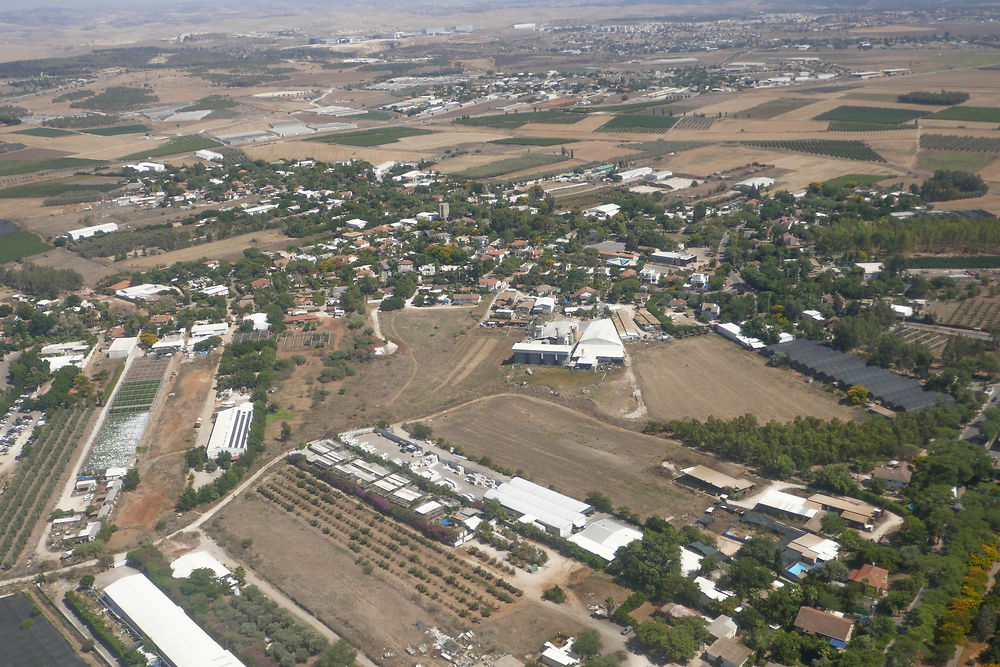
[573,287,598,301]
[848,564,889,593]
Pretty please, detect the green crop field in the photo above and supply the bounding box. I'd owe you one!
[453,153,569,179]
[920,134,1000,153]
[739,98,815,119]
[120,135,221,160]
[630,140,709,159]
[596,114,679,134]
[83,124,150,136]
[489,137,579,146]
[740,139,887,162]
[454,111,586,128]
[12,127,75,137]
[0,230,51,263]
[0,157,104,177]
[930,106,1000,123]
[309,126,433,146]
[917,151,996,173]
[827,120,912,132]
[814,106,925,124]
[822,174,887,189]
[0,179,121,199]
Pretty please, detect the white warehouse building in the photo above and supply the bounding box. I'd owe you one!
[103,572,244,667]
[63,222,119,241]
[206,402,255,460]
[484,477,592,537]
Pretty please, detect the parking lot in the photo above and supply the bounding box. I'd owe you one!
[0,393,44,476]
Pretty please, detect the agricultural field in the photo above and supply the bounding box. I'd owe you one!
[930,106,1000,123]
[425,394,711,519]
[814,105,925,125]
[737,98,815,120]
[595,114,679,134]
[920,134,1000,153]
[454,111,586,128]
[120,135,221,160]
[822,173,888,189]
[895,326,950,357]
[489,137,579,146]
[452,153,569,179]
[739,139,886,162]
[827,120,913,131]
[0,179,122,199]
[927,297,1000,330]
[630,335,859,423]
[917,151,996,173]
[81,124,150,136]
[673,116,715,130]
[0,407,94,569]
[0,230,50,263]
[0,158,104,177]
[308,127,433,146]
[11,127,75,137]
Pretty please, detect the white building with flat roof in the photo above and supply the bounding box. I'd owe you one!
[206,403,254,460]
[104,572,244,667]
[63,222,119,241]
[568,517,643,561]
[485,477,591,537]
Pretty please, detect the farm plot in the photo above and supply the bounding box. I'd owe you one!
[0,179,121,199]
[0,407,92,569]
[895,326,949,356]
[454,111,586,128]
[259,465,522,624]
[0,158,104,177]
[489,137,579,146]
[0,230,50,264]
[930,106,1000,123]
[425,394,710,519]
[738,98,815,119]
[920,134,1000,153]
[630,335,858,423]
[120,135,221,160]
[814,105,925,125]
[452,153,569,179]
[827,120,913,131]
[81,124,150,136]
[673,116,715,130]
[308,127,434,147]
[739,139,886,162]
[11,127,75,137]
[930,297,1000,330]
[595,114,679,134]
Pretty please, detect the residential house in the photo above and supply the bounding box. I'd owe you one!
[872,463,912,491]
[848,564,889,594]
[793,607,854,646]
[705,638,753,667]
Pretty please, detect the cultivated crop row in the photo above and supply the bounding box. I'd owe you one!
[814,105,924,125]
[740,139,887,162]
[827,120,911,132]
[596,115,679,134]
[454,111,586,128]
[0,407,92,568]
[920,134,1000,153]
[944,298,1000,330]
[258,468,523,621]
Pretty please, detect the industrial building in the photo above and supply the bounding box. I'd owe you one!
[678,465,755,495]
[206,403,254,460]
[484,477,591,537]
[107,337,137,359]
[103,573,244,667]
[511,318,624,369]
[567,517,642,561]
[115,283,177,301]
[63,222,119,241]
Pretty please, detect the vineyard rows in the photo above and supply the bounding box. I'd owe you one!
[673,116,715,130]
[0,407,92,569]
[920,134,1000,153]
[259,468,523,621]
[596,115,678,134]
[940,298,1000,330]
[740,139,887,162]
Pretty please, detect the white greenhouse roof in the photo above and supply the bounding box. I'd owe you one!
[104,573,244,667]
[170,551,232,579]
[568,517,642,561]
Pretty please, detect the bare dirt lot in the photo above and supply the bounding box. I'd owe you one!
[630,335,859,423]
[424,393,712,520]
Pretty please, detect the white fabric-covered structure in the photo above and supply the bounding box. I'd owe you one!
[485,477,590,537]
[568,517,642,561]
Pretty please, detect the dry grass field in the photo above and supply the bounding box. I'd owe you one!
[424,393,713,519]
[630,335,859,423]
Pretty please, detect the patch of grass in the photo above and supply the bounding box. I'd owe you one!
[917,151,996,173]
[0,158,104,177]
[0,230,50,263]
[265,406,297,426]
[120,135,222,160]
[822,174,887,189]
[739,98,815,119]
[815,106,925,124]
[489,137,580,146]
[740,139,886,162]
[930,106,1000,123]
[103,361,127,401]
[453,153,569,179]
[827,120,911,131]
[454,111,586,128]
[920,134,1000,153]
[0,179,121,199]
[12,127,75,137]
[308,126,432,146]
[82,124,150,136]
[596,114,678,134]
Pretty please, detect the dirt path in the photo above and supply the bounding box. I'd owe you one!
[622,350,647,420]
